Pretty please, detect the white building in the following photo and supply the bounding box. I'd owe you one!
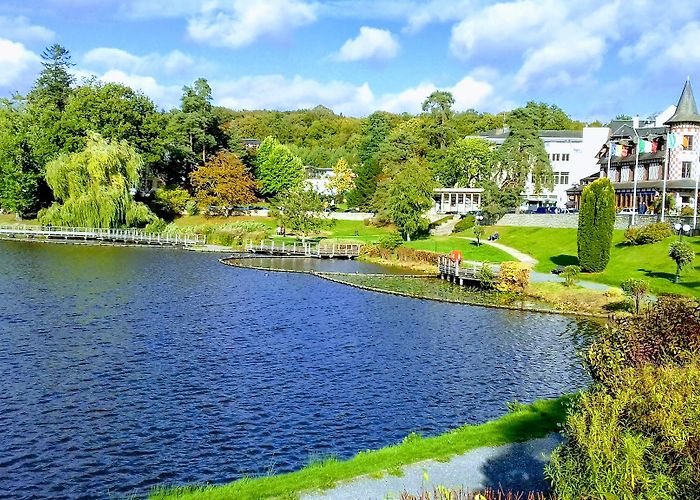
[304,166,334,196]
[479,127,610,210]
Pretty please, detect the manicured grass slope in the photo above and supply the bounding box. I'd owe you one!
[405,236,513,262]
[0,214,40,225]
[495,226,700,297]
[150,396,572,500]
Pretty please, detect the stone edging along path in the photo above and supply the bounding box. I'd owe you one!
[219,258,607,319]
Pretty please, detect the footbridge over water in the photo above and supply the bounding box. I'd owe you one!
[0,225,204,247]
[244,239,361,259]
[438,254,501,285]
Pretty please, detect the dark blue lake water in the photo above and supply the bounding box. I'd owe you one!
[0,241,597,499]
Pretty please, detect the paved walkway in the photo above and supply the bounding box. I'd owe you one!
[458,237,537,266]
[302,433,563,500]
[458,237,610,291]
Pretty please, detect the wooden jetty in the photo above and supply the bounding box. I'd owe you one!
[244,239,361,259]
[438,254,498,285]
[0,225,203,247]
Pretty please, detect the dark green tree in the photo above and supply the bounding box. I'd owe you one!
[0,98,42,216]
[386,158,435,241]
[577,177,615,272]
[347,111,394,207]
[422,90,457,150]
[439,137,498,187]
[498,107,553,196]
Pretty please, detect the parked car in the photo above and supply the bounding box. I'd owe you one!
[618,208,637,215]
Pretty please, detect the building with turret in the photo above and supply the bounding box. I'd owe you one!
[568,79,700,220]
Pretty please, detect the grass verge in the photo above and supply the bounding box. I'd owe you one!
[150,395,574,500]
[491,226,700,298]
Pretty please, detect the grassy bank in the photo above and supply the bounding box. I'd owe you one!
[404,236,512,262]
[324,274,618,316]
[151,396,573,500]
[492,226,700,297]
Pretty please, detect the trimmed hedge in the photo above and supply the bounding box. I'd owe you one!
[452,215,476,234]
[577,178,615,272]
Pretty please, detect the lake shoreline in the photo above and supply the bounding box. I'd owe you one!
[150,395,574,500]
[220,257,609,319]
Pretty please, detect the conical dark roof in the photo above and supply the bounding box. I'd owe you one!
[665,78,700,125]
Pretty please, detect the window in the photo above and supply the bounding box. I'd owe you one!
[553,171,570,185]
[562,153,570,161]
[683,135,694,151]
[682,161,692,178]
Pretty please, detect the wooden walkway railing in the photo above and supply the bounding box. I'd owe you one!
[0,225,204,246]
[438,254,499,284]
[245,239,361,259]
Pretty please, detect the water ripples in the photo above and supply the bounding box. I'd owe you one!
[0,242,598,498]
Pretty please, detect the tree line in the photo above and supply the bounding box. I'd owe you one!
[0,44,589,238]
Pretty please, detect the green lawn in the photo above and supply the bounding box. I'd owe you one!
[151,395,572,500]
[494,226,700,297]
[405,236,513,263]
[0,213,40,226]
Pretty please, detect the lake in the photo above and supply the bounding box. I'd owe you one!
[0,241,597,499]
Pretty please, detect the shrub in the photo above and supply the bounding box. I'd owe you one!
[477,263,495,289]
[560,265,581,287]
[396,247,439,265]
[452,215,475,233]
[548,296,700,499]
[185,199,199,216]
[577,177,615,272]
[620,278,650,314]
[586,295,700,388]
[494,261,530,292]
[624,222,673,245]
[379,232,405,250]
[669,240,695,282]
[144,218,168,234]
[680,206,694,216]
[152,187,191,220]
[548,360,700,500]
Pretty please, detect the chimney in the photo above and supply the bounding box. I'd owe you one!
[632,115,639,129]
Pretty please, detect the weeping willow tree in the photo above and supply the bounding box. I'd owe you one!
[39,132,156,228]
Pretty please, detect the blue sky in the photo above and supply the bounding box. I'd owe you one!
[2,0,700,120]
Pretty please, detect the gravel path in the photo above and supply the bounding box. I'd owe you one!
[301,433,563,500]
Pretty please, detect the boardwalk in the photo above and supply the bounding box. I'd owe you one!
[438,254,499,285]
[0,225,203,247]
[245,239,361,259]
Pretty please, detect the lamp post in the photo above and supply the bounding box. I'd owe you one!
[675,222,691,240]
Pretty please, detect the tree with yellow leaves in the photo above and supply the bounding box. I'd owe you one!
[327,157,355,203]
[190,151,257,216]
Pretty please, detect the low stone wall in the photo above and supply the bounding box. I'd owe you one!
[496,213,697,231]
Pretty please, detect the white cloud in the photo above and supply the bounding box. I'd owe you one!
[514,34,605,90]
[215,74,375,115]
[0,16,54,43]
[83,47,199,77]
[0,39,41,87]
[187,0,317,49]
[620,21,700,74]
[334,26,399,62]
[74,68,182,108]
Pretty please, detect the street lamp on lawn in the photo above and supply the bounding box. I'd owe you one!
[675,223,691,240]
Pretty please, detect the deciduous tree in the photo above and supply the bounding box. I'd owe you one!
[190,152,257,217]
[270,185,330,240]
[327,158,354,202]
[439,137,497,187]
[38,132,155,228]
[255,136,304,197]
